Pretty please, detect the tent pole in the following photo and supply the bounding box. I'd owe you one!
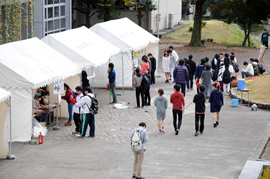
[7,96,15,160]
[122,52,124,95]
[53,94,60,130]
[108,59,110,103]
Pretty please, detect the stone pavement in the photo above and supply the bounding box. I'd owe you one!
[1,50,270,179]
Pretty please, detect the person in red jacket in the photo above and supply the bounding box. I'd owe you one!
[61,83,74,126]
[170,84,185,135]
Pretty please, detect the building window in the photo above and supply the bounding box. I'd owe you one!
[44,0,66,36]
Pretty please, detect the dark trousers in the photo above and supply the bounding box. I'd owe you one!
[81,113,95,137]
[144,88,151,105]
[263,41,268,49]
[172,109,182,131]
[189,74,194,89]
[73,113,82,132]
[151,71,155,84]
[195,113,205,132]
[176,83,186,96]
[136,87,144,107]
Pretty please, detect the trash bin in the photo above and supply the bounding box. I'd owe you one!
[231,99,239,107]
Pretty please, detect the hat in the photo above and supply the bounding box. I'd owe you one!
[34,93,41,99]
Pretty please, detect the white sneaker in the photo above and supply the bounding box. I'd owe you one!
[161,129,165,133]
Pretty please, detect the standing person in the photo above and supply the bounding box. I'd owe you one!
[204,57,210,66]
[168,50,176,83]
[193,85,206,136]
[222,56,234,95]
[75,87,95,138]
[133,68,144,108]
[241,61,254,78]
[211,54,220,71]
[108,63,117,104]
[230,55,238,81]
[142,68,151,106]
[148,53,156,85]
[187,55,196,90]
[170,84,185,135]
[154,89,168,133]
[162,50,170,83]
[184,58,191,92]
[81,67,96,95]
[169,45,179,62]
[217,60,224,92]
[261,29,270,49]
[61,83,74,126]
[173,59,189,96]
[210,82,224,128]
[70,86,84,135]
[130,122,148,179]
[201,64,213,99]
[141,56,149,75]
[195,58,206,92]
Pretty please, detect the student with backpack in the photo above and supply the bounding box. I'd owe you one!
[255,59,266,74]
[170,84,185,135]
[74,87,96,138]
[154,89,168,133]
[250,58,259,76]
[222,56,234,95]
[193,85,206,136]
[130,122,149,179]
[209,82,224,128]
[133,68,144,108]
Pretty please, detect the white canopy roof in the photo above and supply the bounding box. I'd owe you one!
[42,26,121,68]
[0,38,82,89]
[0,88,10,103]
[90,17,159,52]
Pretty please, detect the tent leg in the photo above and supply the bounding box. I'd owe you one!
[7,96,15,160]
[122,53,124,95]
[53,94,60,130]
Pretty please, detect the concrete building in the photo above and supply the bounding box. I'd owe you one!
[34,0,72,39]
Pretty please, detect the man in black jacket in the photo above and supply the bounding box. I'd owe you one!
[193,85,206,136]
[148,53,156,85]
[187,55,196,90]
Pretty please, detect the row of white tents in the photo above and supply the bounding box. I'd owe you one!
[0,18,159,157]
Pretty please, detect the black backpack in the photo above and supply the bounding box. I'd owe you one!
[86,95,99,115]
[222,66,231,84]
[231,61,239,73]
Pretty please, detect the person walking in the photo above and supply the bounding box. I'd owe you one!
[154,89,168,133]
[193,85,206,136]
[70,86,84,135]
[210,82,224,128]
[75,87,95,138]
[133,68,144,108]
[187,55,196,90]
[148,53,156,85]
[168,50,176,83]
[170,84,185,135]
[61,83,74,126]
[131,122,148,179]
[108,63,117,104]
[261,29,270,49]
[222,56,233,95]
[201,64,213,99]
[141,56,149,75]
[173,59,189,96]
[184,58,191,92]
[162,50,170,83]
[142,68,151,106]
[195,58,206,93]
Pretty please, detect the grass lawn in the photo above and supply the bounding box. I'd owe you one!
[163,20,261,48]
[232,75,270,104]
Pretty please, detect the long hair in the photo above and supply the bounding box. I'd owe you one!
[81,70,89,86]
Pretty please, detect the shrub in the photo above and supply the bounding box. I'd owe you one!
[202,20,207,27]
[189,25,193,32]
[261,166,270,179]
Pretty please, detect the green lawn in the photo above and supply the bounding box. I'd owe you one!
[163,20,261,48]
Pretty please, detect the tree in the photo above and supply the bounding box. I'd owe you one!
[96,0,120,22]
[73,0,98,27]
[189,0,206,47]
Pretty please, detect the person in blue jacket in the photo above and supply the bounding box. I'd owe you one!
[209,82,224,128]
[108,63,117,104]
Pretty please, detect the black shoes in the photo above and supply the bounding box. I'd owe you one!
[165,80,169,83]
[213,123,217,128]
[216,121,219,126]
[133,177,144,179]
[132,176,136,178]
[175,129,179,135]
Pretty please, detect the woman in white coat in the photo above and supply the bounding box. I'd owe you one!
[162,50,170,83]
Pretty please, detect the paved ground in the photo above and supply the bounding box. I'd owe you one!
[0,49,270,179]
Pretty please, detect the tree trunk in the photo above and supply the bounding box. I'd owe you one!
[189,0,206,47]
[137,0,142,26]
[247,21,252,47]
[242,24,247,47]
[85,12,90,27]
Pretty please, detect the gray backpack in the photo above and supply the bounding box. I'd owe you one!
[131,128,143,152]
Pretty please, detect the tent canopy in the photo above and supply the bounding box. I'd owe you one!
[42,26,121,69]
[0,88,10,103]
[0,38,82,89]
[90,17,159,52]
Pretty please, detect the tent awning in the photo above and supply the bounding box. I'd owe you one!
[42,26,121,69]
[0,38,82,89]
[0,88,10,103]
[90,17,159,53]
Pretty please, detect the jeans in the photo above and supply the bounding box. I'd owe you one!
[144,88,151,105]
[172,109,182,131]
[110,82,117,102]
[136,87,144,107]
[186,76,190,89]
[189,74,194,89]
[195,113,205,132]
[151,71,155,84]
[73,113,82,132]
[241,71,252,78]
[81,113,95,137]
[68,103,73,122]
[176,83,186,96]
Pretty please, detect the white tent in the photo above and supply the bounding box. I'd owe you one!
[0,88,10,157]
[42,26,122,117]
[90,17,159,88]
[0,38,82,142]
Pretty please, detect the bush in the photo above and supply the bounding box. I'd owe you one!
[261,166,270,179]
[189,25,193,32]
[202,20,207,27]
